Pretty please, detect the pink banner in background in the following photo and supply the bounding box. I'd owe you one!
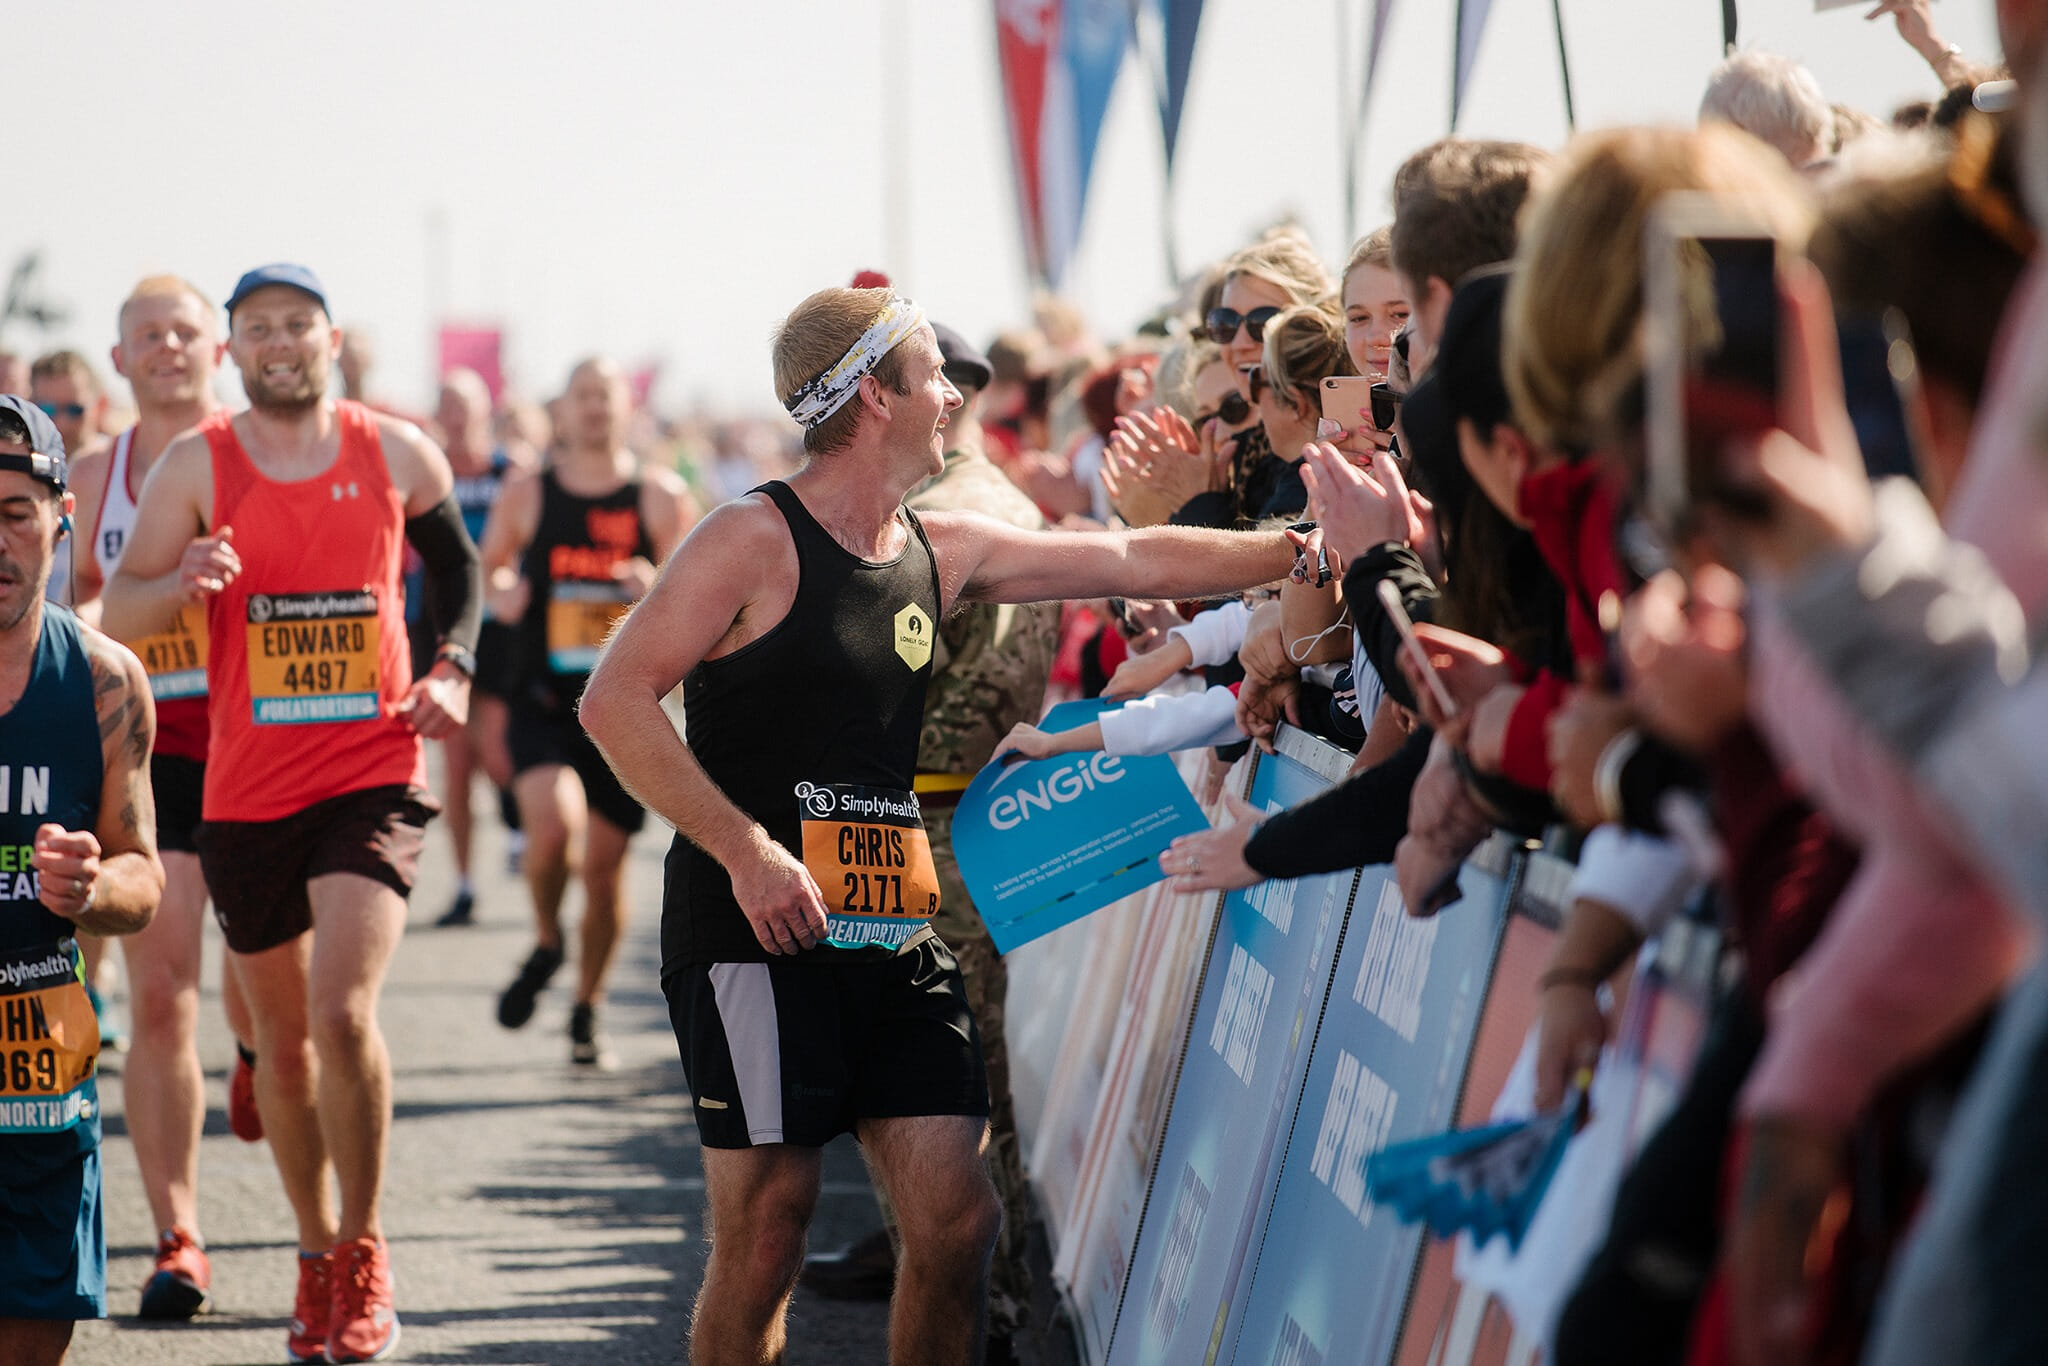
[436,325,505,402]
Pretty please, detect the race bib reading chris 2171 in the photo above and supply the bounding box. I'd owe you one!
[796,781,941,951]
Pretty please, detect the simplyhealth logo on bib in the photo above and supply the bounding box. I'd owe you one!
[952,698,1209,954]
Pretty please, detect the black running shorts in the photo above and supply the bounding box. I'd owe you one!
[197,785,440,954]
[664,935,990,1148]
[149,753,205,856]
[506,699,645,835]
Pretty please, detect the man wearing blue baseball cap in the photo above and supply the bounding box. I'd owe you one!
[0,393,166,1365]
[103,263,483,1364]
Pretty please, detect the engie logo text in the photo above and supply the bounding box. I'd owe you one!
[985,753,1125,831]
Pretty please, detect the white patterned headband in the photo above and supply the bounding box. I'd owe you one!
[783,297,926,430]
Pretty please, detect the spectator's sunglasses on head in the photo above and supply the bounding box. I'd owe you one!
[1206,305,1282,345]
[36,401,85,420]
[1194,391,1252,429]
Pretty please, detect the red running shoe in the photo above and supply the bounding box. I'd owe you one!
[326,1236,400,1363]
[228,1046,263,1143]
[286,1248,334,1363]
[138,1226,211,1319]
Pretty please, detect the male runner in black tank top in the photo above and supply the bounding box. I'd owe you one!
[580,287,1299,1365]
[476,357,692,1066]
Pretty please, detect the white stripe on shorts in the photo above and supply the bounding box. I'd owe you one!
[707,962,785,1144]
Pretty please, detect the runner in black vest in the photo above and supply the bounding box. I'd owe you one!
[0,395,163,1365]
[477,358,692,1066]
[579,288,1298,1365]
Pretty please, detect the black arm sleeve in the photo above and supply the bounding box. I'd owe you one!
[1241,725,1431,879]
[1342,542,1438,713]
[403,493,483,656]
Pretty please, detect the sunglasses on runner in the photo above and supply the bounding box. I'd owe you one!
[36,402,86,421]
[1194,391,1252,429]
[1205,306,1282,346]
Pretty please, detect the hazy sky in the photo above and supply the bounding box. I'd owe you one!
[5,0,1998,417]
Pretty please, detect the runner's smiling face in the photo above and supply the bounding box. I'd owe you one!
[878,326,961,478]
[116,289,221,413]
[228,287,336,416]
[0,464,65,634]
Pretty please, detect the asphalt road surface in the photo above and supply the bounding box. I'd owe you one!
[72,780,894,1365]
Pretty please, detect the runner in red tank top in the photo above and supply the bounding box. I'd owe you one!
[102,264,483,1366]
[67,275,264,1321]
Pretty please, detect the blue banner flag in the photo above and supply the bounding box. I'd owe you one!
[951,699,1208,953]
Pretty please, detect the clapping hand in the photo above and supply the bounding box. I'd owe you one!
[1103,409,1221,527]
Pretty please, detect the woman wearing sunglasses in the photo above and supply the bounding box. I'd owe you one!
[1165,229,1334,528]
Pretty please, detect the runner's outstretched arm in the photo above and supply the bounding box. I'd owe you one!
[920,511,1298,612]
[578,497,830,956]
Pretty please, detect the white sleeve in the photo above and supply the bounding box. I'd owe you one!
[1564,826,1703,936]
[1350,639,1387,733]
[1097,686,1246,756]
[1168,599,1252,669]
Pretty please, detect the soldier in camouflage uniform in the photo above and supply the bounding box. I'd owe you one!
[798,323,1060,1356]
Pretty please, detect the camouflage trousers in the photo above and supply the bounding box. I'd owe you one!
[877,801,1032,1338]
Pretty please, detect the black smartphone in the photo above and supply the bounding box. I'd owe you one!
[1836,307,1921,483]
[1369,381,1400,433]
[1644,194,1781,534]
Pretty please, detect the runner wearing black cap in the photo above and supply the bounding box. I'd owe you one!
[0,394,164,1366]
[579,285,1299,1364]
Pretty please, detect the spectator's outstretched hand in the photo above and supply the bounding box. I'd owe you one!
[1301,442,1424,564]
[1546,684,1634,829]
[1394,736,1493,916]
[1161,792,1266,893]
[1623,566,1750,754]
[1397,622,1511,747]
[1533,955,1608,1112]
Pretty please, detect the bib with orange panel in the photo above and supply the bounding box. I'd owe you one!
[0,939,99,1134]
[796,781,942,950]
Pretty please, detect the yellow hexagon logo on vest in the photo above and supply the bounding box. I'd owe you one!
[893,602,933,671]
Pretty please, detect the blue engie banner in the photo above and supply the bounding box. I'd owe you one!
[1228,850,1515,1366]
[1106,734,1356,1366]
[953,700,1209,954]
